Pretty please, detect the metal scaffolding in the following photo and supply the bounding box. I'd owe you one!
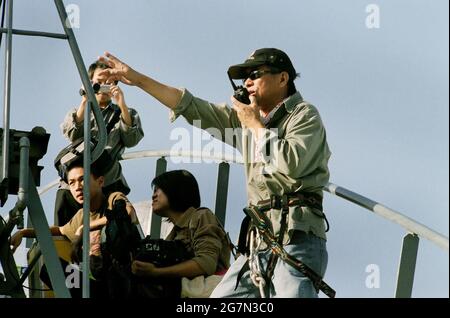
[0,0,107,298]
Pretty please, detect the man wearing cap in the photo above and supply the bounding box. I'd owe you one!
[98,48,331,298]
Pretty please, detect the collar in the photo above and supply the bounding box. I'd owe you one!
[172,207,197,229]
[260,103,282,125]
[260,91,303,124]
[101,101,113,111]
[284,91,303,113]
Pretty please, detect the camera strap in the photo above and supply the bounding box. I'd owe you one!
[103,103,122,135]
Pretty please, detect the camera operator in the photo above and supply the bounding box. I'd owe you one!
[131,170,231,298]
[56,60,144,226]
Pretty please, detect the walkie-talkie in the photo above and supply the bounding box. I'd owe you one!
[228,71,250,105]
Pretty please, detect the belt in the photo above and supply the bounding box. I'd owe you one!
[256,192,323,212]
[236,192,328,256]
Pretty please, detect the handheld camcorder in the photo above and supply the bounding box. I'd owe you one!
[79,83,113,96]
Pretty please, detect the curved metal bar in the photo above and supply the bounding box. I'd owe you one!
[38,178,60,196]
[324,183,448,251]
[39,150,449,252]
[54,0,107,162]
[122,149,244,164]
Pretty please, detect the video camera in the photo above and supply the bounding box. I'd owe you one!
[135,237,193,267]
[79,83,114,96]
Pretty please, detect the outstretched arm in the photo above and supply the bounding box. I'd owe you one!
[98,52,183,110]
[10,226,62,253]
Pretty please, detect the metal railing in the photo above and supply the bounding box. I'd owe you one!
[37,149,449,298]
[1,0,109,298]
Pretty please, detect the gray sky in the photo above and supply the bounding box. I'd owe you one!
[1,0,448,297]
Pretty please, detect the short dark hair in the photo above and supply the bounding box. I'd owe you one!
[66,159,102,180]
[151,170,201,212]
[88,60,110,80]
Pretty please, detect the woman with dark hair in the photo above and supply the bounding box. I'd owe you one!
[131,170,231,297]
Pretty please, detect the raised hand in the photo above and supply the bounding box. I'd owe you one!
[98,52,136,86]
[110,85,126,107]
[231,95,264,130]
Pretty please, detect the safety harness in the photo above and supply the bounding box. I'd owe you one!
[235,192,336,298]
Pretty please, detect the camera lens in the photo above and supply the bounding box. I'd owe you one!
[92,83,100,93]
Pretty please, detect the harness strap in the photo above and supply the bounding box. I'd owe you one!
[234,259,250,291]
[266,194,289,281]
[234,191,331,293]
[257,192,323,213]
[257,192,329,232]
[237,215,251,255]
[244,205,336,298]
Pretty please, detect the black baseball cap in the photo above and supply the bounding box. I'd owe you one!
[228,48,297,80]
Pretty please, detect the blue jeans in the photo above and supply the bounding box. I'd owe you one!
[210,230,328,298]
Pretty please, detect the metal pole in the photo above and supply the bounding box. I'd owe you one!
[214,162,229,227]
[0,27,67,39]
[325,183,449,251]
[27,174,70,298]
[395,233,419,298]
[80,100,92,298]
[2,136,30,236]
[16,137,29,229]
[54,0,108,298]
[18,247,41,286]
[150,157,167,238]
[53,0,107,162]
[1,0,13,191]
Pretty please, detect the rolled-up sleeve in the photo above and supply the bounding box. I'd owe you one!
[169,88,241,147]
[119,107,144,147]
[59,209,82,242]
[189,211,225,276]
[61,108,83,141]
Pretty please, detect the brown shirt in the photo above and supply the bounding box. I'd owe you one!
[165,207,231,276]
[60,192,137,256]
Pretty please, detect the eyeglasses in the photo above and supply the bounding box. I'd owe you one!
[243,68,280,83]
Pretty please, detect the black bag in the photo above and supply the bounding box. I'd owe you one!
[100,199,142,298]
[54,137,113,182]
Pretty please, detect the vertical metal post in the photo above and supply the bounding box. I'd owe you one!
[27,173,71,298]
[54,0,108,298]
[81,100,91,298]
[1,0,13,191]
[395,233,419,298]
[16,137,29,229]
[25,214,32,248]
[150,157,167,238]
[214,162,229,227]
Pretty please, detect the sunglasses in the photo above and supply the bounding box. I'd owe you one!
[242,68,281,83]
